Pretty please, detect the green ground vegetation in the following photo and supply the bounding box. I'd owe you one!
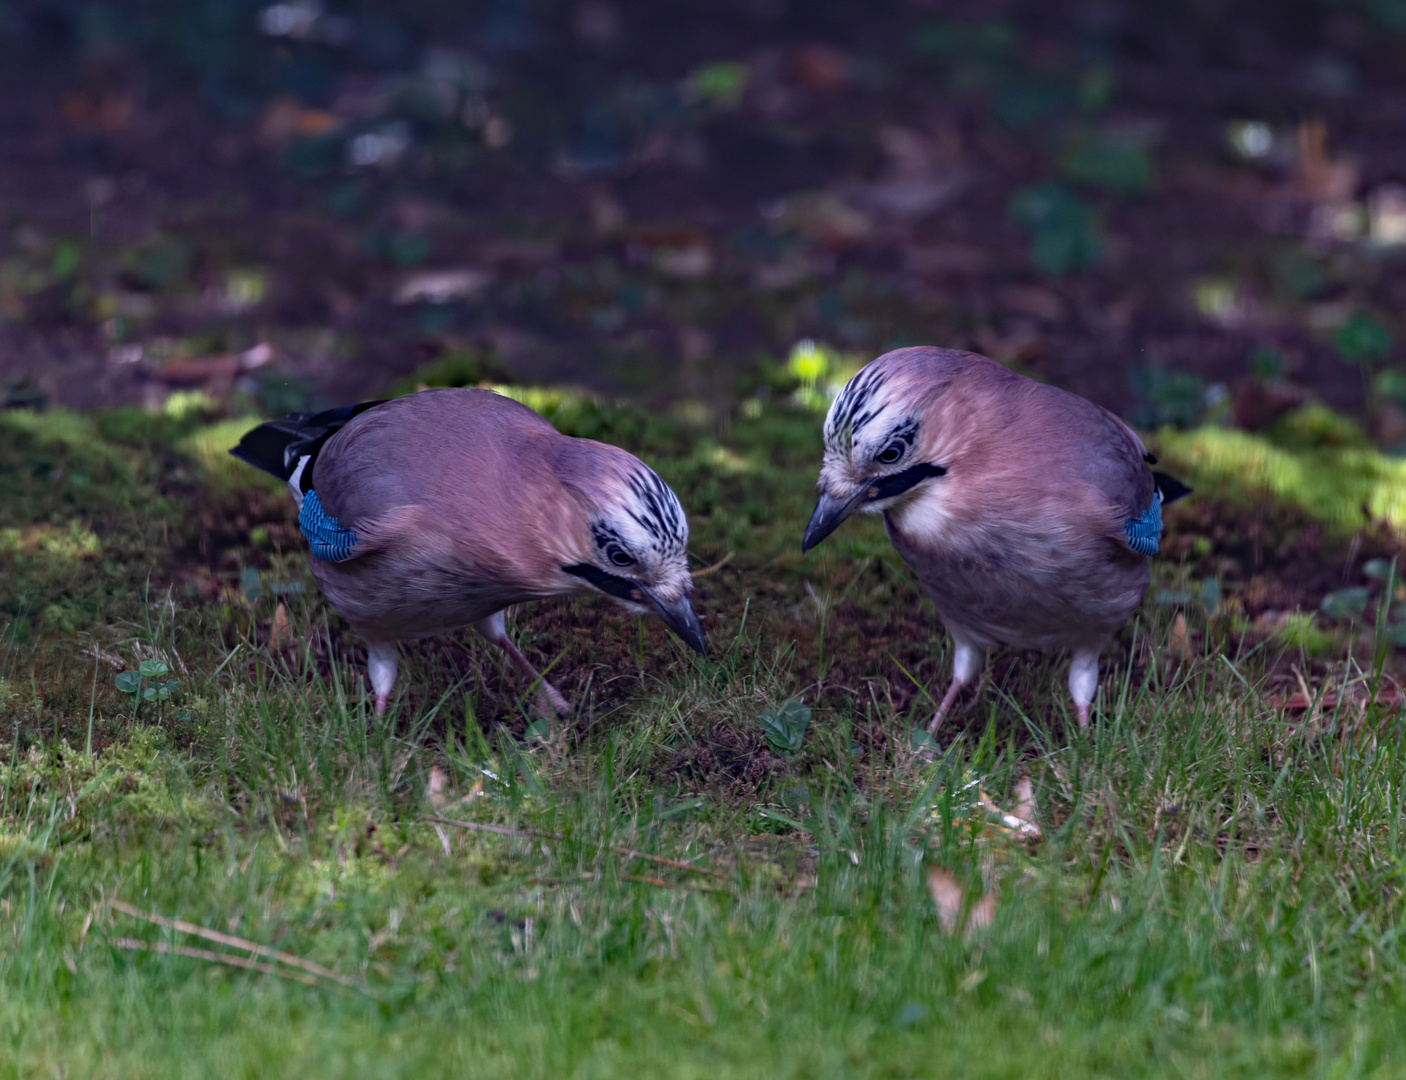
[3,385,1406,1078]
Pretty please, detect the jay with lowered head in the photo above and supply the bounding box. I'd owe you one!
[802,346,1188,731]
[232,388,705,717]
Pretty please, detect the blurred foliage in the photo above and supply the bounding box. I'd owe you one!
[388,350,509,395]
[685,61,748,108]
[1363,0,1406,32]
[1374,368,1406,407]
[1335,312,1393,364]
[1058,130,1154,196]
[1248,346,1287,382]
[1008,182,1103,276]
[783,339,862,413]
[1128,366,1207,430]
[1271,250,1327,299]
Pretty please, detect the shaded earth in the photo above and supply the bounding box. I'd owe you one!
[0,0,1404,432]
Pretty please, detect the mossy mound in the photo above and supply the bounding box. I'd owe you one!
[1157,404,1406,532]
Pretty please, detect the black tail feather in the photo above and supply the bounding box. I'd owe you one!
[229,414,315,480]
[229,401,386,490]
[1152,469,1193,504]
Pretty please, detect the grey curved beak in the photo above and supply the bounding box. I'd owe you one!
[802,489,866,553]
[643,588,707,655]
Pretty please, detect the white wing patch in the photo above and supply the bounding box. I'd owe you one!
[287,454,311,509]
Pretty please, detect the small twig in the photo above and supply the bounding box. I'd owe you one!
[110,900,365,992]
[114,938,320,987]
[423,816,726,878]
[614,847,725,879]
[422,815,558,841]
[690,551,734,579]
[622,874,674,888]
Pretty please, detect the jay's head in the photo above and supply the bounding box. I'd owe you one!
[803,349,951,553]
[558,447,705,654]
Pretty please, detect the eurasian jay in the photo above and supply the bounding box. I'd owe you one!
[231,388,705,716]
[801,347,1188,731]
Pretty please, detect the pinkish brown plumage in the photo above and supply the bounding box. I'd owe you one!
[232,388,703,717]
[802,347,1188,730]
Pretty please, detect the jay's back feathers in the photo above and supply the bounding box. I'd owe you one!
[230,388,704,654]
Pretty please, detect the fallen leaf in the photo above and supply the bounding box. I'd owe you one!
[393,268,493,304]
[959,968,988,992]
[786,44,851,93]
[1232,378,1308,431]
[927,867,997,936]
[978,789,1042,840]
[155,356,239,387]
[154,344,272,388]
[926,866,964,934]
[966,894,995,932]
[1272,686,1402,711]
[997,284,1065,323]
[269,602,291,651]
[258,97,340,147]
[1168,611,1189,663]
[60,90,133,134]
[656,245,713,279]
[1011,776,1035,824]
[777,192,872,244]
[427,765,451,810]
[1296,118,1358,203]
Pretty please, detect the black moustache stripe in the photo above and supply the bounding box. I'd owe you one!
[866,462,946,501]
[563,563,642,601]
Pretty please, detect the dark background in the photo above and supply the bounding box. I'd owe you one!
[1,0,1404,440]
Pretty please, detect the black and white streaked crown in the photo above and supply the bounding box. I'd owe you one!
[625,466,688,550]
[824,364,892,451]
[620,465,688,556]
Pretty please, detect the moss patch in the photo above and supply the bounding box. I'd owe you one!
[1157,404,1406,531]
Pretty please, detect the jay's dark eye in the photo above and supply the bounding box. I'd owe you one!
[876,441,905,465]
[607,545,635,567]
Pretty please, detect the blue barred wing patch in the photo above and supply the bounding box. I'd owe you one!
[299,490,359,562]
[1123,491,1163,556]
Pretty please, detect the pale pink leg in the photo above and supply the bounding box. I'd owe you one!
[365,639,399,718]
[927,639,984,736]
[474,612,570,718]
[927,677,966,736]
[1068,647,1101,729]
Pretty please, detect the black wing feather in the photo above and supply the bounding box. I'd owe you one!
[229,401,387,490]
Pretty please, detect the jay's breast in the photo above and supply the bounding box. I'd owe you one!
[888,525,1150,650]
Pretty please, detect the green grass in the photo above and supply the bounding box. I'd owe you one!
[2,391,1406,1078]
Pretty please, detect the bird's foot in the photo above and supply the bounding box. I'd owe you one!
[490,629,572,720]
[537,680,571,721]
[1076,702,1090,728]
[374,692,391,717]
